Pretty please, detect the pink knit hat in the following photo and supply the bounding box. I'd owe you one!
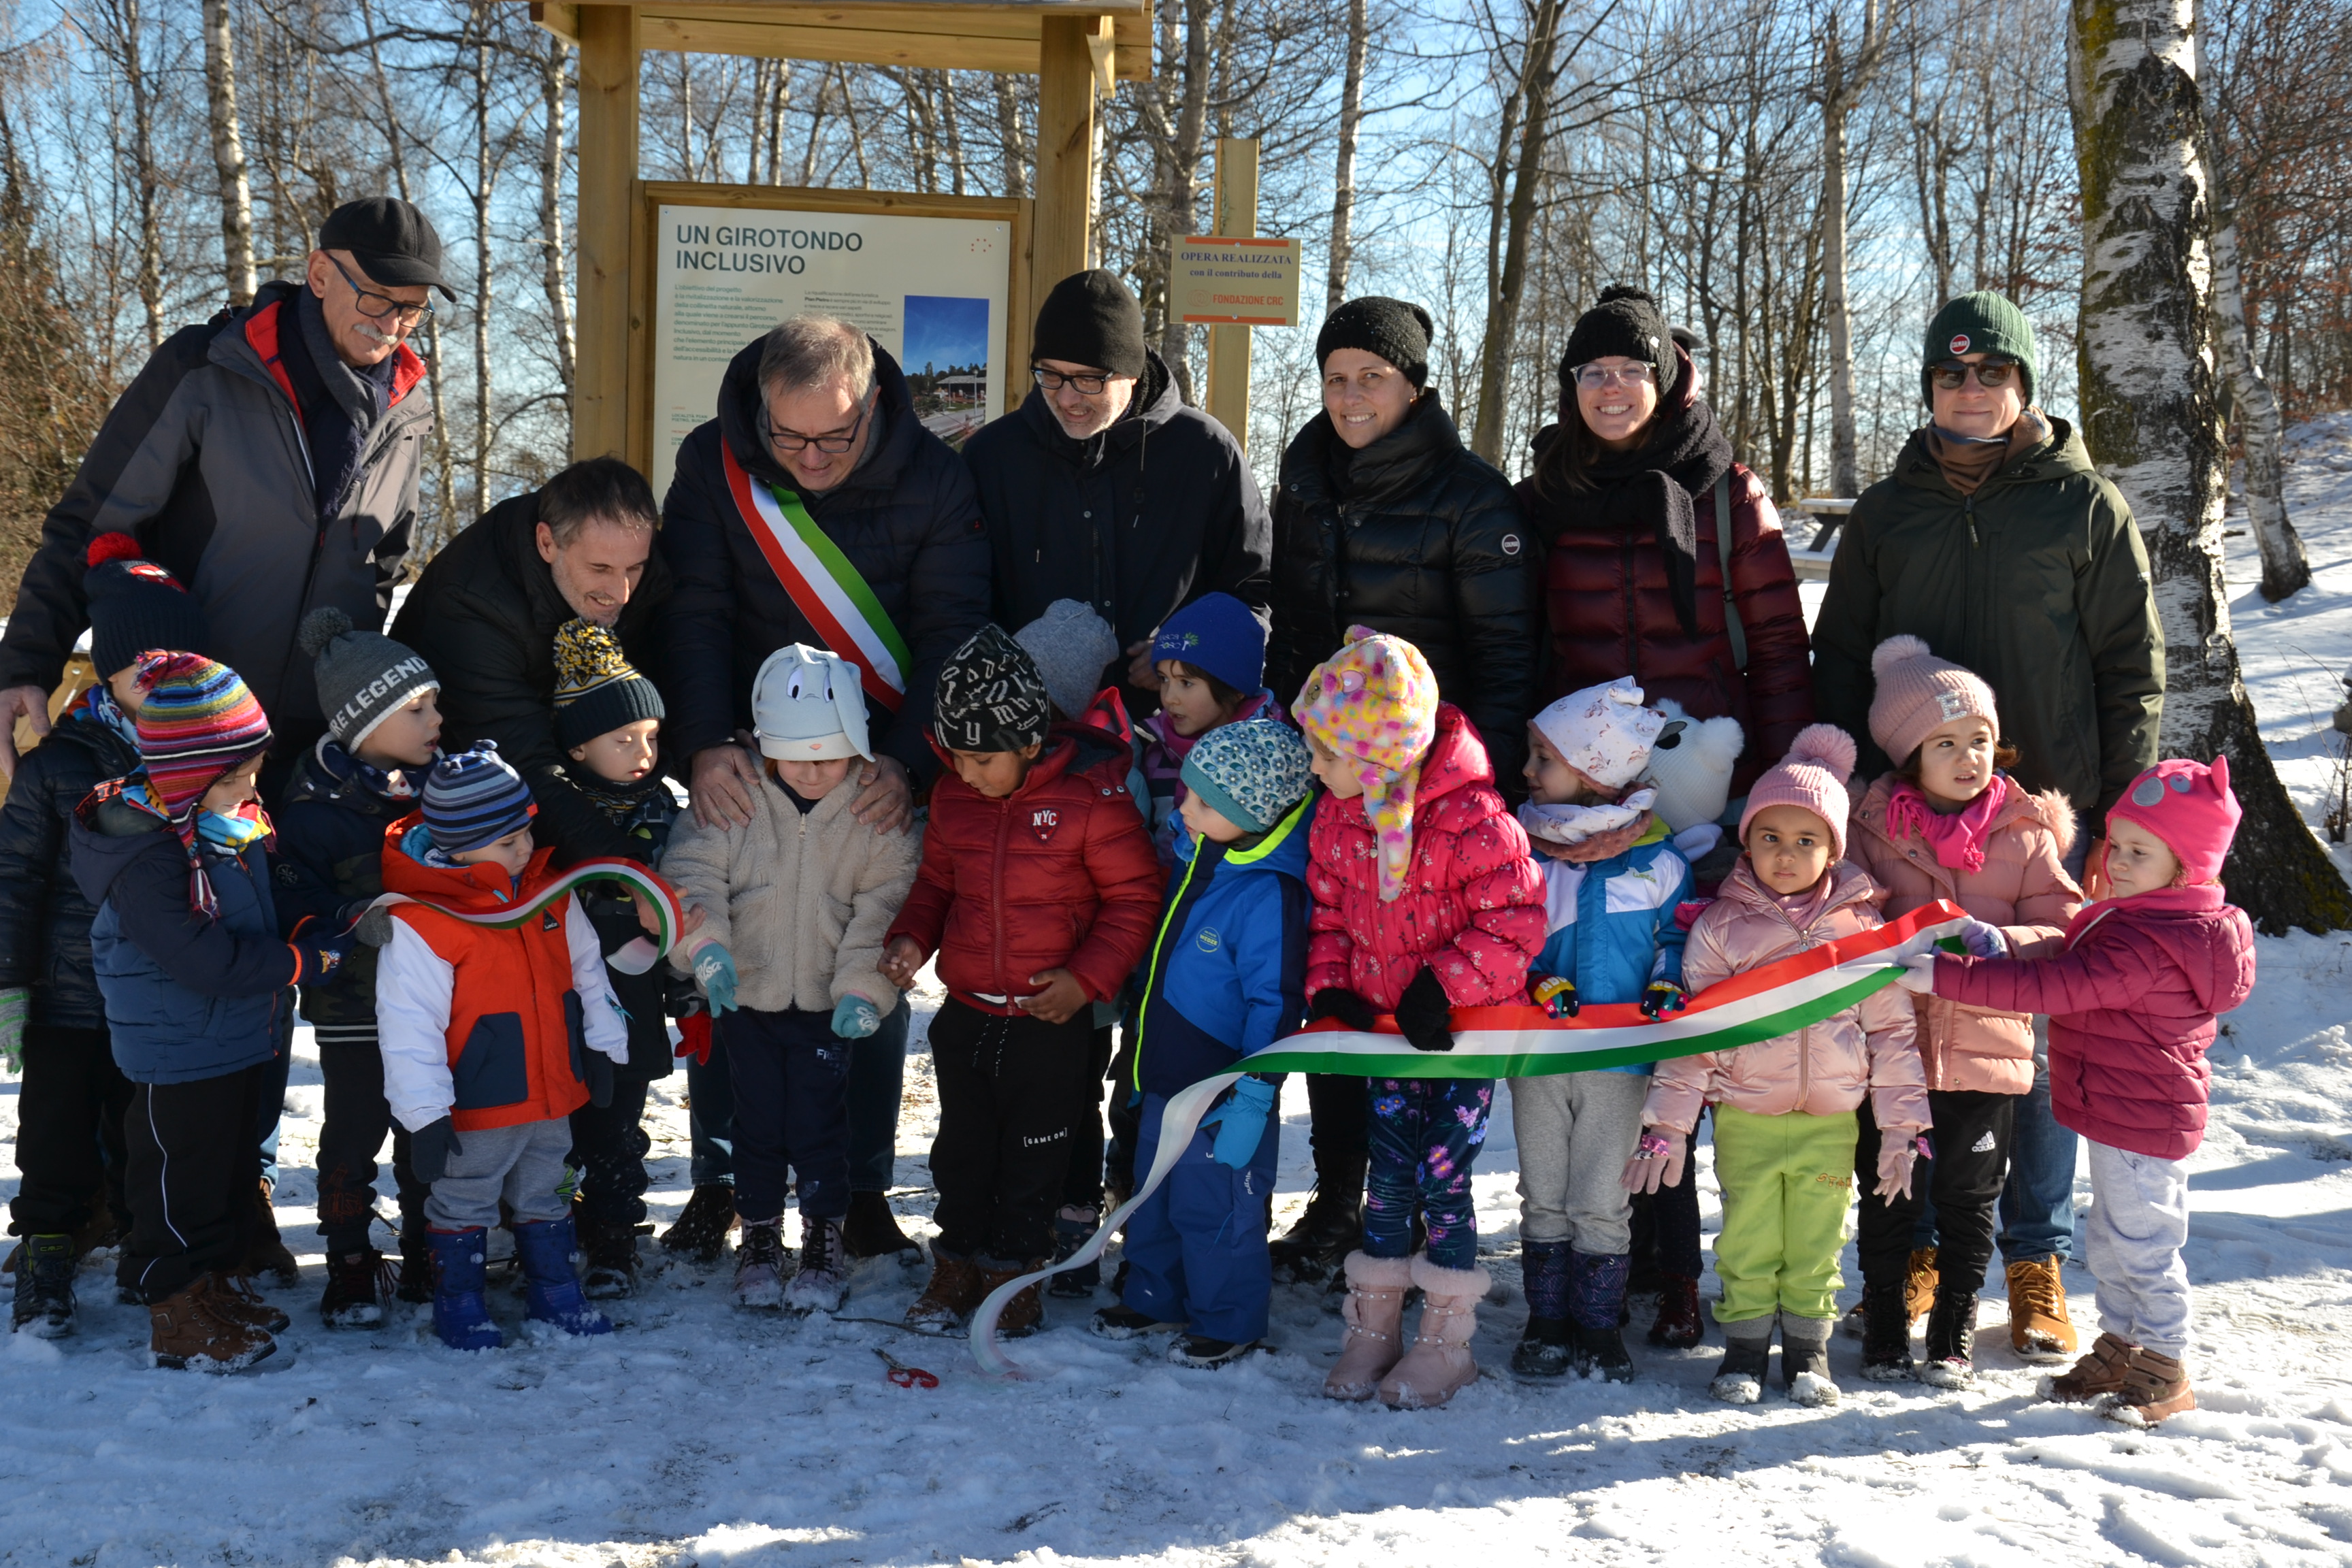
[1738,723,1859,861]
[1867,634,1998,766]
[2106,755,2240,884]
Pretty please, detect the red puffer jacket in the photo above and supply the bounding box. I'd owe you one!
[1305,703,1546,1009]
[1933,885,2256,1160]
[1516,363,1813,795]
[888,723,1164,1015]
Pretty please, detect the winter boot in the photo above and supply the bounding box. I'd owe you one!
[843,1190,924,1267]
[1709,1326,1772,1404]
[1169,1334,1257,1369]
[149,1274,275,1372]
[1919,1290,1978,1388]
[658,1182,737,1263]
[1379,1255,1490,1409]
[318,1249,393,1328]
[212,1271,293,1333]
[579,1220,642,1301]
[733,1220,787,1310]
[427,1228,504,1351]
[246,1179,300,1288]
[1648,1273,1704,1348]
[1902,1246,1940,1330]
[395,1222,434,1304]
[1090,1302,1183,1340]
[1324,1251,1413,1400]
[2108,1345,2195,1424]
[1047,1207,1100,1298]
[904,1248,984,1333]
[10,1233,76,1339]
[1858,1281,1916,1382]
[1270,1147,1367,1285]
[785,1214,850,1314]
[2005,1255,2077,1361]
[1509,1239,1575,1379]
[977,1257,1045,1339]
[1782,1316,1839,1406]
[1568,1250,1635,1382]
[2044,1330,2138,1405]
[512,1216,612,1337]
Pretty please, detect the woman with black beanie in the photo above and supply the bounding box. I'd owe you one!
[1262,295,1538,1286]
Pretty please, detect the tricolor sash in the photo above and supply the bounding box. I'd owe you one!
[720,442,912,713]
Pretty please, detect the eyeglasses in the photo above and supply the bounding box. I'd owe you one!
[762,392,873,455]
[327,253,434,327]
[1929,358,2020,391]
[1571,362,1656,390]
[1032,366,1115,396]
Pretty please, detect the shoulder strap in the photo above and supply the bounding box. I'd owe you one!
[1712,469,1748,674]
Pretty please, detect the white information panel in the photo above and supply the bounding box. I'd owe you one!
[650,202,1012,496]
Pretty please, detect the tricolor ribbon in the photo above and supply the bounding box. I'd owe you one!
[967,899,1970,1377]
[372,858,687,975]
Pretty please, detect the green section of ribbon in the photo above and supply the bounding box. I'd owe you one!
[767,482,915,674]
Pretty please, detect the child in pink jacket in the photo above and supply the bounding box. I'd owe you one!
[1902,756,2255,1425]
[1846,636,2084,1386]
[1626,725,1927,1408]
[1296,628,1544,1411]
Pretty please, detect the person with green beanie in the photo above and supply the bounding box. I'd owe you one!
[1810,287,2163,1370]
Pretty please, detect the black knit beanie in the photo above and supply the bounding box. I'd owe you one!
[1316,296,1434,389]
[1032,269,1147,380]
[1559,284,1680,405]
[934,623,1052,754]
[84,533,210,679]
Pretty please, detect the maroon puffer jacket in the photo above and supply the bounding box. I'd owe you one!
[1516,362,1813,795]
[887,723,1165,1015]
[1933,885,2256,1160]
[1305,703,1546,1010]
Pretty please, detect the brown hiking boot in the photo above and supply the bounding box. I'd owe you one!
[975,1258,1045,1339]
[904,1250,984,1333]
[211,1271,293,1333]
[2006,1255,2077,1360]
[2045,1330,2138,1403]
[246,1180,300,1287]
[150,1275,276,1372]
[1902,1247,1938,1328]
[2109,1345,2196,1424]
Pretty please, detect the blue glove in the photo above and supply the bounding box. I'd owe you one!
[1640,981,1687,1019]
[692,943,739,1015]
[1959,918,2009,959]
[1200,1077,1278,1169]
[831,994,881,1039]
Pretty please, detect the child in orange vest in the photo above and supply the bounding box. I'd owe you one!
[376,743,632,1351]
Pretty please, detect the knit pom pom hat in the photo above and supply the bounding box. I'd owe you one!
[2107,755,2241,885]
[1181,717,1313,835]
[1015,599,1120,720]
[84,532,209,679]
[422,741,536,853]
[551,618,666,751]
[1738,723,1859,862]
[1294,626,1439,902]
[129,651,274,916]
[1867,634,1998,768]
[1531,679,1667,791]
[300,606,440,751]
[753,643,871,762]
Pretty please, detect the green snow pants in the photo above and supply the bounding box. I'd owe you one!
[1710,1104,1856,1326]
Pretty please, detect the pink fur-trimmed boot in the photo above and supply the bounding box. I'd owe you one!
[1323,1251,1414,1401]
[1379,1254,1491,1409]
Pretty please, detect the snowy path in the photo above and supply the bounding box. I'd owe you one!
[4,423,2352,1565]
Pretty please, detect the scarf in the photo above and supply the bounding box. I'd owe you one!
[82,684,139,749]
[568,764,680,836]
[1886,774,2011,875]
[314,734,421,803]
[124,780,274,913]
[1923,406,2051,497]
[1545,393,1734,638]
[1518,788,1658,855]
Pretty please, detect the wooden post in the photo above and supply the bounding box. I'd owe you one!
[572,5,638,463]
[1031,15,1100,329]
[1202,137,1258,449]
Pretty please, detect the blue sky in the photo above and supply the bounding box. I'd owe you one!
[904,295,991,373]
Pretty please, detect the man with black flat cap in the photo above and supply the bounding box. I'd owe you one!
[0,195,446,780]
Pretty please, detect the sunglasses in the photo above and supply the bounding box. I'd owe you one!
[1929,359,2020,391]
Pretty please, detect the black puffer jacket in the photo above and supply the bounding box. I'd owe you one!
[1267,396,1539,789]
[658,337,990,781]
[268,740,412,1032]
[0,704,141,1028]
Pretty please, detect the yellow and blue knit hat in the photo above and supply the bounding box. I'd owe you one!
[553,618,664,750]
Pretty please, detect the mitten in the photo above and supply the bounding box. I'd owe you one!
[692,943,739,1015]
[1531,972,1579,1019]
[831,994,882,1040]
[1200,1076,1278,1169]
[1959,917,2008,959]
[1393,965,1454,1054]
[674,1011,715,1066]
[1640,980,1686,1020]
[1620,1128,1686,1194]
[409,1115,463,1184]
[352,906,396,947]
[0,987,24,1073]
[1306,986,1376,1033]
[583,1047,615,1109]
[1874,1127,1921,1201]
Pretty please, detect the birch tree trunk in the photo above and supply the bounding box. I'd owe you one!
[1812,1,1882,499]
[471,11,496,512]
[2070,0,2351,932]
[2211,214,2308,600]
[1471,0,1567,466]
[1156,0,1215,402]
[200,0,255,306]
[539,31,576,400]
[994,74,1027,197]
[1324,0,1369,317]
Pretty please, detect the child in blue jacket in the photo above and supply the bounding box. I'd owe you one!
[1088,719,1313,1369]
[1511,681,1693,1382]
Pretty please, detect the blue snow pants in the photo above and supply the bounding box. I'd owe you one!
[1120,1090,1279,1343]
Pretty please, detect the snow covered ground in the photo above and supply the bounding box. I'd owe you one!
[4,423,2352,1567]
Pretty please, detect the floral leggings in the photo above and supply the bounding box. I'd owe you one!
[1362,1077,1493,1271]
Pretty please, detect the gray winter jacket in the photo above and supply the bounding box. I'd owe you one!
[0,280,432,746]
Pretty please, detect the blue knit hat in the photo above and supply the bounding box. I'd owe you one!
[1149,592,1266,698]
[1179,717,1312,834]
[422,741,536,852]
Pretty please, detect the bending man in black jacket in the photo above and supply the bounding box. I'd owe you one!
[964,269,1271,706]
